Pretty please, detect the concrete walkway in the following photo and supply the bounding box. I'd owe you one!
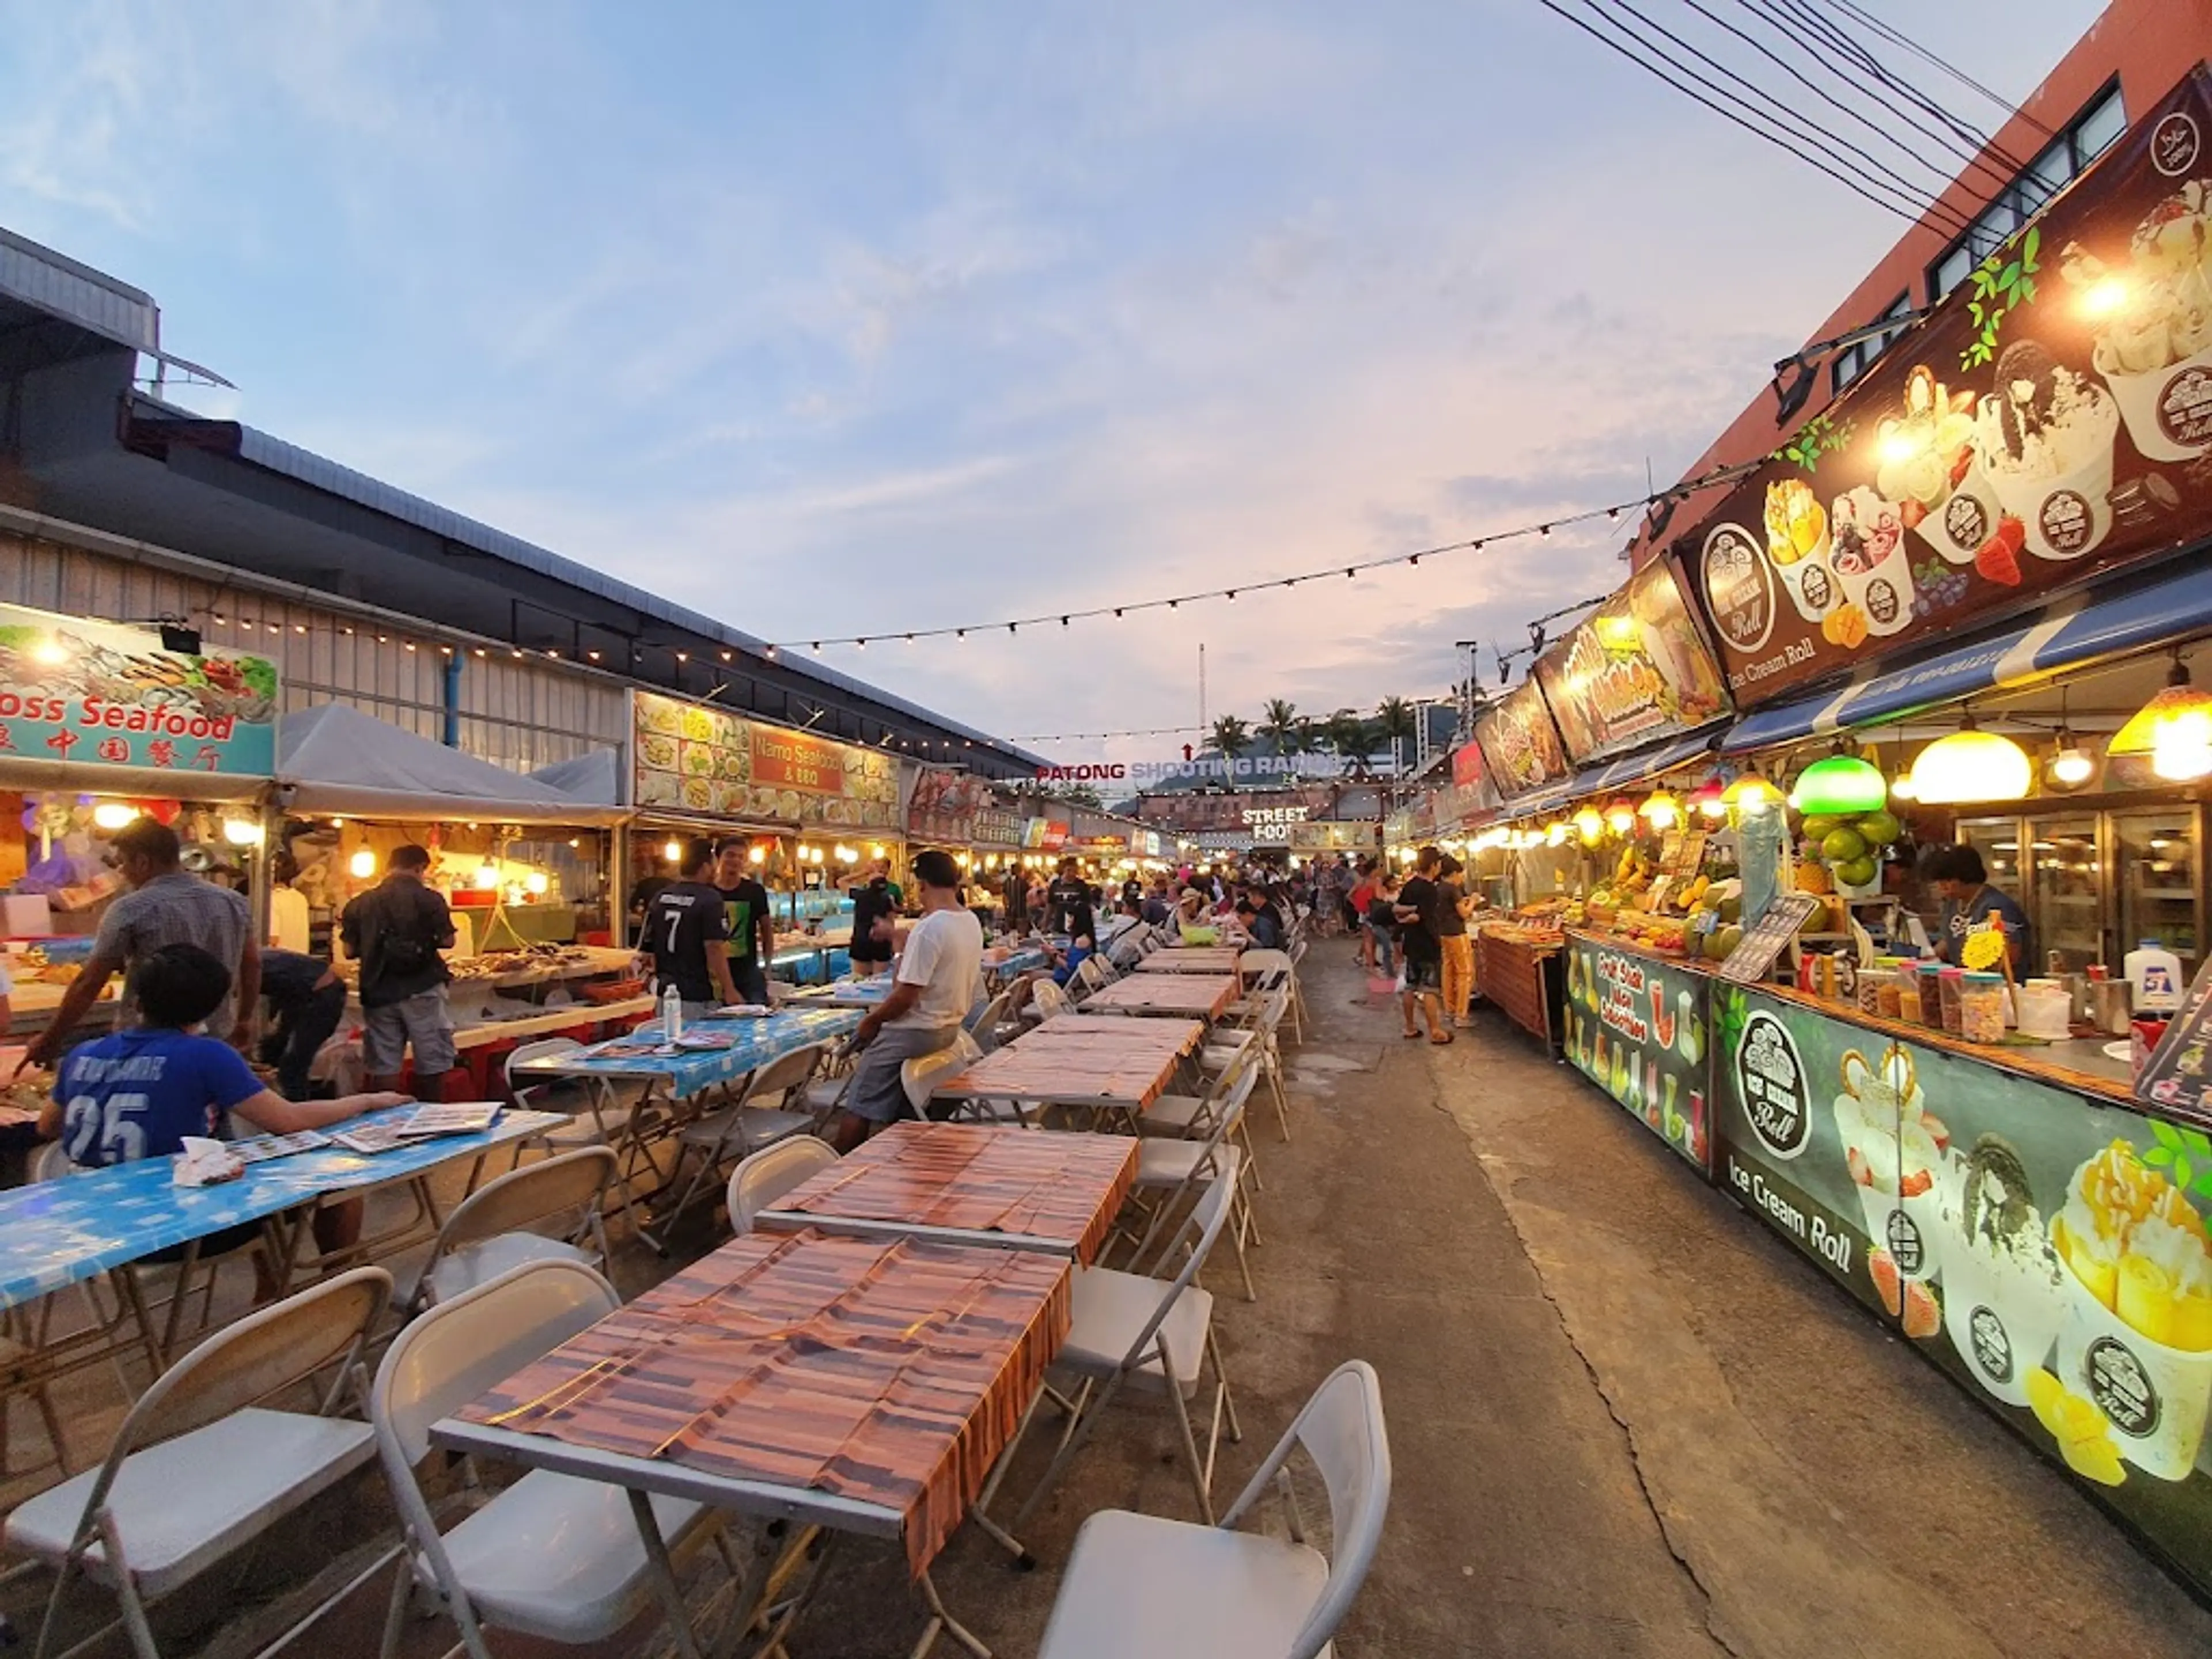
[10,940,2212,1658]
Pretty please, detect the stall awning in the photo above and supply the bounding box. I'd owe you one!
[278,704,630,826]
[528,749,622,807]
[1723,554,2212,752]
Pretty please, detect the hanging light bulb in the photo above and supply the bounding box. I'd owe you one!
[1573,804,1604,840]
[1688,777,1728,821]
[1722,774,1783,817]
[221,818,264,847]
[1889,768,1918,802]
[474,862,500,891]
[524,871,550,896]
[349,849,377,878]
[1546,820,1571,846]
[91,801,141,831]
[1909,713,2032,803]
[1791,752,1888,816]
[1604,798,1637,835]
[2108,654,2212,782]
[2044,685,2097,790]
[1638,789,1681,830]
[662,839,683,862]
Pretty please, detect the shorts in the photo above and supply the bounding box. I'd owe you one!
[844,1023,960,1124]
[730,959,770,1005]
[362,986,457,1077]
[1402,956,1444,993]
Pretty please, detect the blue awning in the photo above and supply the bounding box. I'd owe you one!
[1723,552,2212,752]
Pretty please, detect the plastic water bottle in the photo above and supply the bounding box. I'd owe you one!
[661,982,684,1043]
[2125,940,2184,1013]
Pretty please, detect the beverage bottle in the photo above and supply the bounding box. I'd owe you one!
[2126,940,2184,1013]
[661,982,684,1043]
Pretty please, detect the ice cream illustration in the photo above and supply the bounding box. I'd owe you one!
[1974,339,2119,562]
[1832,1046,1950,1283]
[2051,1140,2212,1479]
[1874,364,1994,563]
[1827,486,1916,639]
[1763,478,1839,623]
[2059,183,2212,461]
[1940,1135,2069,1408]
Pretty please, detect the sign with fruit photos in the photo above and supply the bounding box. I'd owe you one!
[1563,931,1714,1171]
[1676,68,2212,709]
[1717,893,1819,984]
[1533,560,1734,764]
[1713,983,2212,1600]
[1472,679,1571,800]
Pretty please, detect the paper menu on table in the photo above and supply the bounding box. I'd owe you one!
[228,1130,333,1164]
[396,1102,503,1138]
[330,1122,412,1156]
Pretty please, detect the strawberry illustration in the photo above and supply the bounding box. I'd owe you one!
[1975,517,2025,586]
[1847,1146,1875,1187]
[1868,1247,1903,1317]
[1899,498,1926,531]
[1900,1165,1934,1199]
[1903,1279,1942,1339]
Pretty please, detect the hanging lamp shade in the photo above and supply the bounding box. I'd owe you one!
[1791,753,1888,816]
[1688,777,1728,820]
[1722,774,1782,815]
[1604,797,1638,834]
[1573,805,1604,838]
[1638,788,1681,829]
[1908,721,2032,803]
[2108,659,2212,782]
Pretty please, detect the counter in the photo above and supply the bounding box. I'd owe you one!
[1560,930,1714,1173]
[1476,925,1563,1051]
[1710,978,2212,1599]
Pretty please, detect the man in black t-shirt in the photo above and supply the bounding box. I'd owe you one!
[1045,857,1096,947]
[712,838,776,1003]
[1393,846,1449,1043]
[849,872,899,978]
[340,843,462,1093]
[643,840,737,1014]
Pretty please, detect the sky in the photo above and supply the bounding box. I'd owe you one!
[0,0,2107,768]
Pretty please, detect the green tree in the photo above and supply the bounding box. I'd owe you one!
[1324,709,1376,777]
[1259,699,1302,757]
[1377,696,1418,775]
[1209,714,1251,760]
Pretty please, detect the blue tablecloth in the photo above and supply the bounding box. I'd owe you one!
[991,947,1050,978]
[0,1107,566,1311]
[787,978,896,1009]
[513,1006,863,1097]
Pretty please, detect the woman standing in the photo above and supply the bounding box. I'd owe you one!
[1435,854,1477,1028]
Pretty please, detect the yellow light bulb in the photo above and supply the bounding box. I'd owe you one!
[349,849,377,878]
[92,802,140,831]
[662,839,682,862]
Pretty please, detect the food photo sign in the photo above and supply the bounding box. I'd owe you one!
[1714,982,2212,1596]
[1472,679,1573,800]
[1679,69,2212,707]
[0,603,278,775]
[1534,562,1734,764]
[631,691,899,828]
[1563,931,1714,1171]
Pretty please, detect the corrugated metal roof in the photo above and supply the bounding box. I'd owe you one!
[0,228,157,353]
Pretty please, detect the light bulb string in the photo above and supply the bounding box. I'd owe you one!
[767,456,1766,653]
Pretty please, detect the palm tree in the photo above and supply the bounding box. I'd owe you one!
[1258,700,1302,778]
[1324,709,1375,777]
[1209,714,1251,761]
[1377,696,1418,775]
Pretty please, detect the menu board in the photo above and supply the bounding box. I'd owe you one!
[1472,679,1572,800]
[1563,932,1713,1169]
[1680,69,2212,708]
[1717,893,1819,984]
[1535,562,1733,763]
[2137,955,2212,1121]
[631,691,898,829]
[1714,983,2212,1600]
[907,768,1006,844]
[0,602,278,775]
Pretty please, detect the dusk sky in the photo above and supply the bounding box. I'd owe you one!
[0,1,2101,764]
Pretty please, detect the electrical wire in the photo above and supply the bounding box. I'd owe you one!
[1824,0,2054,139]
[1589,0,1977,234]
[762,453,1765,653]
[1534,0,1962,230]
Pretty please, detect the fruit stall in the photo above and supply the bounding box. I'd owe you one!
[1475,913,1566,1051]
[1561,930,1715,1172]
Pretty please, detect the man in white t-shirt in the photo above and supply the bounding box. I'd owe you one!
[828,849,983,1150]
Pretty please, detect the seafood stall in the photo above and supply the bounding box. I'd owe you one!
[0,603,280,1035]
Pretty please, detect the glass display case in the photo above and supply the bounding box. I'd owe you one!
[2026,815,2101,972]
[2115,808,2200,972]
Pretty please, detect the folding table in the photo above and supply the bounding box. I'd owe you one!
[1077,974,1241,1022]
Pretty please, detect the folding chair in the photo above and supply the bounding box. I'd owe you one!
[1002,1177,1243,1531]
[504,1039,648,1153]
[963,988,1019,1052]
[659,1042,830,1236]
[370,1262,726,1659]
[1285,938,1312,1040]
[903,1030,1031,1124]
[9,1270,395,1659]
[1204,986,1291,1143]
[1036,1361,1389,1659]
[725,1138,840,1233]
[1021,979,1073,1025]
[404,1147,615,1313]
[1122,1061,1262,1301]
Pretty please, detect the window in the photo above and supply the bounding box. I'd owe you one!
[1832,292,1915,393]
[1927,82,2126,301]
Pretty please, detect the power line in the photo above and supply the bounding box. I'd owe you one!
[1823,0,2053,139]
[1534,0,1962,230]
[763,454,1766,653]
[1589,0,1976,234]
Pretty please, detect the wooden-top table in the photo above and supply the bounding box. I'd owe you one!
[755,1122,1137,1263]
[933,1024,1196,1115]
[1029,1012,1208,1060]
[1135,946,1243,975]
[437,1227,1069,1584]
[1081,974,1242,1021]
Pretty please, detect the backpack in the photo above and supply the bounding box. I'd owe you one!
[378,926,433,976]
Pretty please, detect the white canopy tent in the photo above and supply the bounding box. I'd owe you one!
[527,748,623,808]
[275,703,629,826]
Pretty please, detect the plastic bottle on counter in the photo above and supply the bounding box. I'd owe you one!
[2124,940,2184,1013]
[661,982,684,1044]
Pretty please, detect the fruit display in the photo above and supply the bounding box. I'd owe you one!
[1797,806,1903,894]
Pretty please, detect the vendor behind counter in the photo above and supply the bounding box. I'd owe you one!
[1919,843,2031,971]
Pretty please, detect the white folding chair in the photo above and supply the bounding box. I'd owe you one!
[963,988,1019,1053]
[902,1030,1032,1125]
[370,1262,724,1659]
[1021,979,1073,1024]
[1285,938,1312,1040]
[661,1041,831,1235]
[404,1147,615,1313]
[1205,986,1291,1143]
[1124,1062,1262,1301]
[1037,1360,1389,1659]
[725,1138,840,1233]
[1002,1177,1243,1531]
[9,1270,395,1659]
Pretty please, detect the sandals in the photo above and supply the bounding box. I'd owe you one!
[1429,1031,1455,1046]
[1402,1028,1423,1040]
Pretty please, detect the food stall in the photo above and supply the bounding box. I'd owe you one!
[276,702,639,1092]
[1627,65,2212,1600]
[1468,679,1580,1048]
[0,603,280,1046]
